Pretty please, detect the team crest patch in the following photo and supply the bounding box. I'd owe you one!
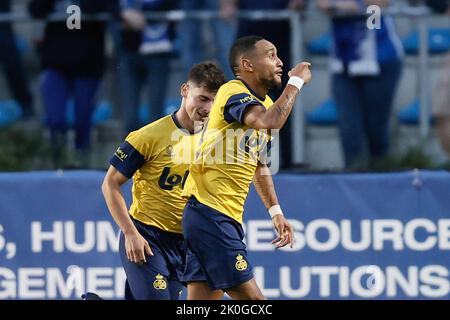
[235,254,248,271]
[153,273,167,290]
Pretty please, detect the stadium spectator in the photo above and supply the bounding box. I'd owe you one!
[229,0,308,169]
[426,0,450,160]
[178,0,236,80]
[0,0,34,119]
[317,0,404,169]
[28,0,121,168]
[118,0,178,134]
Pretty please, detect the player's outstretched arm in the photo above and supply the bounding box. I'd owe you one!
[102,166,153,264]
[253,163,295,249]
[243,62,312,130]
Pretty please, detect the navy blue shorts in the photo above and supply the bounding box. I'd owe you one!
[181,197,254,290]
[119,218,186,300]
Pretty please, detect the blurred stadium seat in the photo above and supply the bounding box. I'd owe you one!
[307,32,332,55]
[308,28,450,56]
[15,35,29,57]
[0,100,22,126]
[41,100,113,127]
[307,99,338,125]
[402,28,450,54]
[138,97,181,125]
[91,101,113,125]
[396,99,434,124]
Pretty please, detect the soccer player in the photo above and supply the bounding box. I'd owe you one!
[181,36,312,300]
[101,62,226,300]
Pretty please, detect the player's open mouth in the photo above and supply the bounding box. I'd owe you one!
[276,70,283,77]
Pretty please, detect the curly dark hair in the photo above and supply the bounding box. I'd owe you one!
[188,61,227,92]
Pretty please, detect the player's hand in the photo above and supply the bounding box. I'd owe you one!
[271,215,295,249]
[124,232,153,265]
[288,62,312,85]
[121,9,147,31]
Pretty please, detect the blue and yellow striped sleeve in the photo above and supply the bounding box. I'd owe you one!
[109,130,153,178]
[110,141,146,178]
[223,93,262,125]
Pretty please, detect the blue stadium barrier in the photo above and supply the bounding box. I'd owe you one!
[306,99,338,125]
[1,170,449,300]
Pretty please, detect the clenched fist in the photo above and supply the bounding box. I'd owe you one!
[289,62,312,85]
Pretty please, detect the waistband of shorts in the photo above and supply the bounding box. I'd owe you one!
[131,216,184,240]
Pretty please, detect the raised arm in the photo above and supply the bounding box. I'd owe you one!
[243,62,312,130]
[253,163,295,248]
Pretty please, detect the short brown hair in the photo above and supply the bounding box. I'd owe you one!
[188,61,227,92]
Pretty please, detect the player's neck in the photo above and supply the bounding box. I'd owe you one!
[175,107,194,134]
[237,76,268,100]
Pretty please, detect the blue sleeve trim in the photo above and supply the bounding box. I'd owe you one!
[110,141,146,179]
[223,93,262,125]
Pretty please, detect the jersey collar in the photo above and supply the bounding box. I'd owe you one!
[237,78,266,102]
[171,111,196,135]
[171,111,184,130]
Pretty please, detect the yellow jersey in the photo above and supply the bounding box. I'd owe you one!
[110,113,196,234]
[182,80,273,224]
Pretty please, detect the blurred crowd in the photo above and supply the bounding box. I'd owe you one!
[0,0,449,170]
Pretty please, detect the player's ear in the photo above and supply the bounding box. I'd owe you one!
[181,83,189,98]
[241,58,253,72]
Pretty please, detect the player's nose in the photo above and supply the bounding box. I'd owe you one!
[203,103,213,114]
[198,107,210,117]
[276,56,283,68]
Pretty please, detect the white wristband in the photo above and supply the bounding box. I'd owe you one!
[287,76,305,91]
[268,205,284,219]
